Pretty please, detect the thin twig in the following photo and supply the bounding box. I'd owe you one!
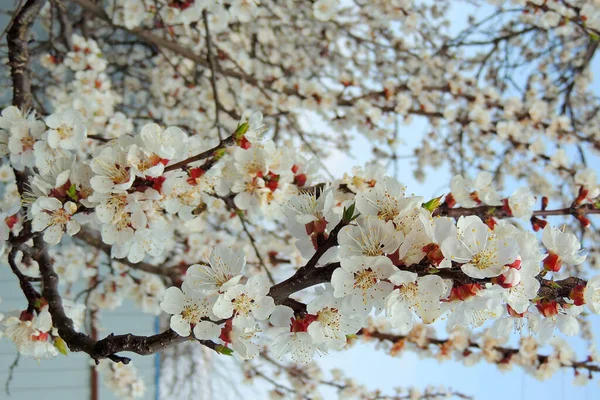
[202,9,223,140]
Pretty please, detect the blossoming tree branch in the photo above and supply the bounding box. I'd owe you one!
[2,0,600,398]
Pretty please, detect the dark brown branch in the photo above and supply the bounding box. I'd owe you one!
[435,203,600,219]
[268,221,347,303]
[8,247,41,311]
[163,132,235,172]
[34,235,190,363]
[7,0,47,111]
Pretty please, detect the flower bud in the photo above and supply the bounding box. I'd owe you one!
[536,299,559,317]
[494,268,521,288]
[570,285,586,306]
[506,255,522,270]
[543,252,562,272]
[444,193,456,208]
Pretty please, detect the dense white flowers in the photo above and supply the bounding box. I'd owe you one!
[508,187,536,220]
[441,216,519,279]
[3,0,600,385]
[45,109,87,150]
[31,198,81,244]
[213,276,275,322]
[386,271,446,333]
[331,256,395,315]
[160,282,220,339]
[186,245,246,294]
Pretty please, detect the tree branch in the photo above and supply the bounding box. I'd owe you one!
[7,0,47,111]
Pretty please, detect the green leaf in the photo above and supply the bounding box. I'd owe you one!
[342,203,359,223]
[548,281,562,289]
[422,195,444,212]
[213,148,226,160]
[426,266,439,274]
[54,337,68,355]
[590,32,599,42]
[215,345,234,356]
[66,184,78,201]
[346,334,357,340]
[234,121,249,139]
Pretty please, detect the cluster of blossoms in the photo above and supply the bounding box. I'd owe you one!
[149,160,598,364]
[4,0,600,397]
[1,300,84,360]
[1,101,599,386]
[359,319,600,385]
[98,361,146,400]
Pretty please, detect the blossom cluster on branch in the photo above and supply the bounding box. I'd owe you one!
[3,0,600,398]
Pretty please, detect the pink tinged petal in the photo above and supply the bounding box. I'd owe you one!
[388,302,414,334]
[43,224,64,245]
[170,314,191,337]
[269,305,294,328]
[246,275,270,298]
[160,287,185,315]
[490,317,513,339]
[66,220,80,236]
[537,318,555,344]
[331,268,354,298]
[47,131,60,149]
[252,296,275,320]
[130,210,147,230]
[307,322,326,344]
[32,213,52,232]
[389,270,417,286]
[557,315,579,337]
[349,293,372,316]
[212,295,234,319]
[193,321,221,340]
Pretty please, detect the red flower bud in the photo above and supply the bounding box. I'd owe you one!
[423,243,444,265]
[576,215,591,228]
[570,285,586,306]
[444,193,456,208]
[543,252,562,272]
[290,314,318,333]
[507,305,525,318]
[506,255,522,270]
[536,299,559,317]
[531,216,548,232]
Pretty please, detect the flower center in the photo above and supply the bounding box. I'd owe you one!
[57,125,74,140]
[21,135,36,151]
[317,307,340,329]
[181,303,201,324]
[471,249,496,270]
[232,293,254,316]
[354,269,378,290]
[51,208,71,225]
[397,283,418,303]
